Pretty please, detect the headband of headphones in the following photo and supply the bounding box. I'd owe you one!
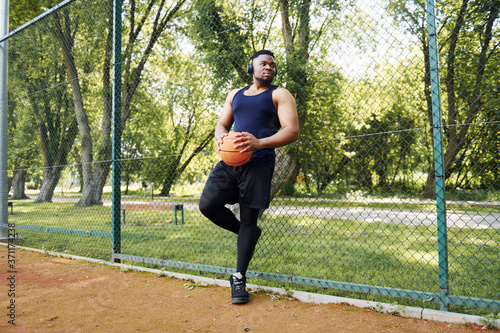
[246,55,278,76]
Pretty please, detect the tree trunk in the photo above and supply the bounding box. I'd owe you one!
[272,0,311,200]
[7,177,12,194]
[159,130,214,196]
[11,170,28,200]
[270,147,299,199]
[35,167,64,203]
[422,32,436,199]
[52,10,96,206]
[78,162,111,206]
[124,168,130,195]
[318,155,350,194]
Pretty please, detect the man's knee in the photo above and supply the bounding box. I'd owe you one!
[239,206,260,225]
[199,195,212,217]
[199,193,224,217]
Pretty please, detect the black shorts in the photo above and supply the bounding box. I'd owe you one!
[201,161,274,209]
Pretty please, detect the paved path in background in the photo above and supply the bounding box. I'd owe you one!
[42,196,500,229]
[265,205,500,229]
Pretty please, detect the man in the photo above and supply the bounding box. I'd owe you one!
[199,50,299,304]
[142,180,147,197]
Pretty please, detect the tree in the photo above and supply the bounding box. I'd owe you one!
[9,23,79,202]
[388,0,500,198]
[9,0,48,30]
[437,0,500,193]
[297,55,344,195]
[191,0,345,199]
[121,53,217,196]
[9,0,67,200]
[120,130,144,194]
[7,91,41,200]
[50,0,187,206]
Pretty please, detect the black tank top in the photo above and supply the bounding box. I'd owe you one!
[232,85,281,168]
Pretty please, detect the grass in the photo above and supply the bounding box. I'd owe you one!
[6,198,499,316]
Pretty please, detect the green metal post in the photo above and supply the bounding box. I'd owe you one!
[111,0,123,263]
[0,0,8,243]
[426,0,449,311]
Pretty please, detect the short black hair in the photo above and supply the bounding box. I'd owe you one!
[250,50,275,61]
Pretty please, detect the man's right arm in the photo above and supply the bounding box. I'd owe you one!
[215,89,239,145]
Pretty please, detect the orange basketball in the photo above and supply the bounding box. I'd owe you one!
[218,131,253,167]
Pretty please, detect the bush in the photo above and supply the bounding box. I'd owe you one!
[26,181,39,190]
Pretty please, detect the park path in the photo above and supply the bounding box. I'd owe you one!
[265,205,500,229]
[42,195,500,230]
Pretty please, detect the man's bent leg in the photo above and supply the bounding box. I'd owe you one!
[199,192,240,234]
[236,205,260,276]
[199,163,240,234]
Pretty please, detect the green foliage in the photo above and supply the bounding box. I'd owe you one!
[387,0,500,196]
[9,0,49,30]
[126,51,217,195]
[478,312,500,330]
[7,99,41,170]
[184,281,209,290]
[190,0,251,89]
[9,0,498,203]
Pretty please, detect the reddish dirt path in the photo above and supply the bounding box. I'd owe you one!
[1,249,479,332]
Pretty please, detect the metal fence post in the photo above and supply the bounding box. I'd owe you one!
[0,0,8,243]
[111,0,123,263]
[426,0,449,311]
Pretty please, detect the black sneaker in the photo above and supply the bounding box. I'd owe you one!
[230,272,249,304]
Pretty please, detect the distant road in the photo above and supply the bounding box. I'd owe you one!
[37,195,500,229]
[265,205,500,229]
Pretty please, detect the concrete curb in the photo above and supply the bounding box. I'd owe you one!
[4,244,498,329]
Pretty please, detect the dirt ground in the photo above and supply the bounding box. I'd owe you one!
[0,249,485,332]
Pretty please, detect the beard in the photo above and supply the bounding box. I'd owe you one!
[256,76,274,85]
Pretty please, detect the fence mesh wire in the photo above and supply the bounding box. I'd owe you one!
[3,0,499,315]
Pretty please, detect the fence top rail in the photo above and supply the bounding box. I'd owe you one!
[0,0,77,43]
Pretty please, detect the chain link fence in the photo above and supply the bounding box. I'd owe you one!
[2,0,499,316]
